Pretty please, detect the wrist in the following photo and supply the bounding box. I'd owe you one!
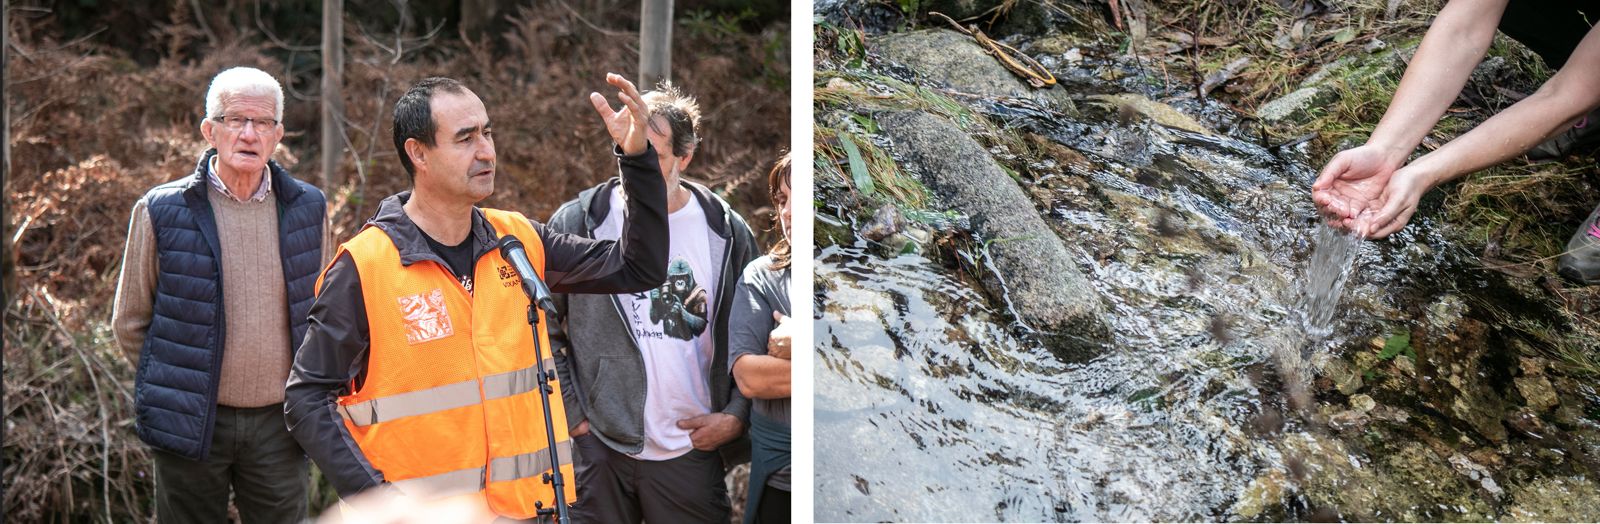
[1363,139,1415,168]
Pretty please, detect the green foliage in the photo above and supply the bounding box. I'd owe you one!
[840,134,877,197]
[896,0,922,17]
[816,18,868,68]
[1378,331,1416,361]
[683,8,760,40]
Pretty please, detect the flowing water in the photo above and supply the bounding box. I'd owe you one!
[814,84,1600,523]
[1297,224,1364,338]
[815,5,1600,520]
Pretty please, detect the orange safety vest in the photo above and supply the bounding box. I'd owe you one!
[325,208,575,519]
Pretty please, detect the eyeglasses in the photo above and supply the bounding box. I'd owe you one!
[211,115,278,134]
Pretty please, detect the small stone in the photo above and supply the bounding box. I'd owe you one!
[1329,410,1369,431]
[1320,357,1364,395]
[860,205,904,242]
[1515,375,1560,411]
[1350,394,1376,413]
[1518,357,1546,377]
[1393,355,1416,377]
[1230,469,1288,519]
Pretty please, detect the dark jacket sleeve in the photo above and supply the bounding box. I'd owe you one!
[284,252,386,498]
[719,212,761,423]
[546,283,587,431]
[536,144,669,295]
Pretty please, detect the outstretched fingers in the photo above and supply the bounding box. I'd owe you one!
[607,74,649,121]
[589,92,617,121]
[1361,192,1408,239]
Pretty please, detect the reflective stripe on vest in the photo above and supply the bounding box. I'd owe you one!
[337,359,557,427]
[390,440,575,499]
[334,207,576,519]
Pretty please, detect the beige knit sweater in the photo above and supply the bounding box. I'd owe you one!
[111,185,332,408]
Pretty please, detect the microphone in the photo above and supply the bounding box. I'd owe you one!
[497,235,558,318]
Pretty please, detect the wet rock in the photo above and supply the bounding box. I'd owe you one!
[1515,375,1560,412]
[1416,318,1510,443]
[1317,354,1364,395]
[1280,434,1491,521]
[1255,41,1415,126]
[860,204,905,242]
[1257,87,1335,126]
[1447,454,1505,500]
[874,30,1074,107]
[1088,93,1213,135]
[1506,409,1549,440]
[816,213,855,248]
[1229,468,1288,520]
[878,110,1107,355]
[1349,394,1376,413]
[1328,409,1369,432]
[1504,476,1600,522]
[1393,354,1416,377]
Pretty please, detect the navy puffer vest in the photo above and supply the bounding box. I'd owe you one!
[134,149,325,460]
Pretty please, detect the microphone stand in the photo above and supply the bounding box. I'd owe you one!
[523,303,571,524]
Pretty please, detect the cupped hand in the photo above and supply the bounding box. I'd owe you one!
[589,73,650,156]
[1353,166,1434,239]
[1311,144,1407,230]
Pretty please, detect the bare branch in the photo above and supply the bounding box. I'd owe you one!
[187,0,219,48]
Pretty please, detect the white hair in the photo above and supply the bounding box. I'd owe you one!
[204,67,284,121]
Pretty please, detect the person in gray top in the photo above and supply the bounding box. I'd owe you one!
[730,154,793,523]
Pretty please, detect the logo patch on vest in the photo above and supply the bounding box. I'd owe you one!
[496,263,522,288]
[397,289,454,344]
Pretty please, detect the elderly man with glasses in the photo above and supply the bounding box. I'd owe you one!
[112,66,332,523]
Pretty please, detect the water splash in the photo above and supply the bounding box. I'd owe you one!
[1297,222,1363,338]
[1276,222,1364,411]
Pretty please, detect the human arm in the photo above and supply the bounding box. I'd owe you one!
[729,265,792,400]
[535,74,669,295]
[1312,0,1508,226]
[111,198,157,364]
[1359,25,1600,237]
[284,252,387,498]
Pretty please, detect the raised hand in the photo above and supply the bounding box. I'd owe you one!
[588,73,650,156]
[1311,144,1407,231]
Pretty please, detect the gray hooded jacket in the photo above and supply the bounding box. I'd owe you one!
[547,178,758,467]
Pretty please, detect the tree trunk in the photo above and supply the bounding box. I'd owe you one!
[320,0,344,189]
[4,0,14,307]
[639,0,673,90]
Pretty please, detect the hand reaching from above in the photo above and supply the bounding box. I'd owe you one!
[589,73,650,156]
[1352,166,1435,239]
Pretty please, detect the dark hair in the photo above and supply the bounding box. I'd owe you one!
[393,77,469,180]
[767,153,791,271]
[641,82,701,157]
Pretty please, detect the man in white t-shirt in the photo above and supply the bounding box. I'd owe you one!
[547,83,760,523]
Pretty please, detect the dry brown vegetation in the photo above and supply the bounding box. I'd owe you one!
[4,2,787,520]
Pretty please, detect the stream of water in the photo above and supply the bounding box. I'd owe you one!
[815,6,1598,519]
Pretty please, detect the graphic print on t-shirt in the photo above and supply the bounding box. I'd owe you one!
[648,257,708,340]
